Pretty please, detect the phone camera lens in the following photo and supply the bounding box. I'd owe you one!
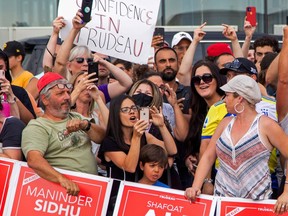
[247,7,251,12]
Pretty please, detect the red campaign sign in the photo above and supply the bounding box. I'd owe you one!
[0,158,15,215]
[5,165,112,216]
[113,181,216,216]
[218,197,288,216]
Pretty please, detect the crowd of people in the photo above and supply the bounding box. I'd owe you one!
[1,9,288,215]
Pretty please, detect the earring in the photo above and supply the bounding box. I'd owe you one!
[234,103,244,114]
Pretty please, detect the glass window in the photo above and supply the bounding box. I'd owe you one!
[0,0,57,27]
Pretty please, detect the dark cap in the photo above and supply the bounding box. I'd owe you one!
[219,57,258,75]
[3,40,25,57]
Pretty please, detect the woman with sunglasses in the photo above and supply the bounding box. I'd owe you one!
[184,60,226,187]
[54,10,133,103]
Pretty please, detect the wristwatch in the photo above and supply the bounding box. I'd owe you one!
[83,119,91,131]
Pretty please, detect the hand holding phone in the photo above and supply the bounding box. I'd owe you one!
[153,27,165,47]
[246,6,257,27]
[88,62,98,82]
[140,107,150,122]
[81,0,93,23]
[0,70,5,80]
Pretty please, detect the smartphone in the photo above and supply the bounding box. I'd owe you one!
[246,6,257,27]
[81,0,93,23]
[88,62,98,81]
[140,107,149,122]
[153,27,165,46]
[0,70,5,79]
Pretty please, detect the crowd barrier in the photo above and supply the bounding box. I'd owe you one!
[0,158,286,216]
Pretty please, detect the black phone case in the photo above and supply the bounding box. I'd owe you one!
[88,62,98,80]
[81,0,93,23]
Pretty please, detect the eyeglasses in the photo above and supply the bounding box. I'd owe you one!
[72,57,93,64]
[120,105,139,113]
[191,73,214,85]
[48,83,73,91]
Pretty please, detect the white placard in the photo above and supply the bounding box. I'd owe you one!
[58,0,161,64]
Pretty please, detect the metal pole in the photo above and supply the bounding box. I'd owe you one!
[161,0,165,26]
[264,0,268,33]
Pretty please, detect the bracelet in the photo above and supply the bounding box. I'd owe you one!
[7,96,17,104]
[83,119,91,132]
[285,180,288,184]
[203,178,213,184]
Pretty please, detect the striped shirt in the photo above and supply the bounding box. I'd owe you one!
[214,114,272,200]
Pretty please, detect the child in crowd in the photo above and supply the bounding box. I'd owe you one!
[138,144,170,188]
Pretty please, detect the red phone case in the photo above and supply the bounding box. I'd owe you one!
[246,6,257,26]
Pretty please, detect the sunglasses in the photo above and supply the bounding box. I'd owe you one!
[224,61,243,70]
[48,83,73,91]
[191,73,214,85]
[72,57,93,64]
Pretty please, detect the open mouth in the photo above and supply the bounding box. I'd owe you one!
[130,116,137,121]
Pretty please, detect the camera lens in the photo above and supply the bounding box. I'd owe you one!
[247,7,251,12]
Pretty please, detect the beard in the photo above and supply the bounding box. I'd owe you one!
[161,68,177,82]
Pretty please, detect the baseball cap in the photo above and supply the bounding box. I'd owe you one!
[220,75,261,105]
[37,72,65,93]
[219,58,258,75]
[206,43,233,57]
[3,40,25,57]
[171,32,192,47]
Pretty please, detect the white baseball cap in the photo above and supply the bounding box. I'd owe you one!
[171,32,193,47]
[220,75,261,105]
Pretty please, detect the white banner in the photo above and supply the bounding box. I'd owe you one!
[58,0,161,64]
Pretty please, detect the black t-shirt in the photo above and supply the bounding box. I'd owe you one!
[11,85,36,118]
[99,135,146,182]
[0,117,25,150]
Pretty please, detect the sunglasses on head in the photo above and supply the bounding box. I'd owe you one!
[191,73,214,85]
[73,57,93,64]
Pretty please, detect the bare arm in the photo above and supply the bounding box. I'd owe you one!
[265,54,279,89]
[164,84,189,141]
[93,56,133,99]
[149,106,177,155]
[54,10,86,77]
[43,16,65,69]
[88,85,109,127]
[25,77,39,100]
[0,149,22,160]
[185,117,228,201]
[222,24,243,58]
[241,19,257,58]
[105,120,148,173]
[27,150,79,196]
[177,23,206,86]
[276,26,288,122]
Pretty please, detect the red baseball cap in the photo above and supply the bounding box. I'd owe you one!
[206,43,233,57]
[37,72,65,93]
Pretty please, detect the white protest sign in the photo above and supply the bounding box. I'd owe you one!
[58,0,161,64]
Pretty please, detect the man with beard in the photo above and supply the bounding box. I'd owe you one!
[154,47,191,114]
[154,47,192,189]
[21,72,106,196]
